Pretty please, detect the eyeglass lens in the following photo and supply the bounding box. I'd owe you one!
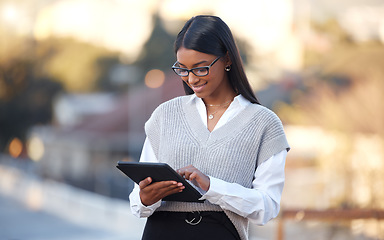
[174,68,208,77]
[172,56,221,77]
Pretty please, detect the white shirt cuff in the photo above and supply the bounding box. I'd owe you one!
[200,176,225,202]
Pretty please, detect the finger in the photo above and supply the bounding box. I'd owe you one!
[189,171,197,181]
[149,182,185,200]
[139,177,152,189]
[150,181,183,191]
[177,168,186,177]
[189,172,210,191]
[183,171,191,180]
[161,184,185,196]
[140,180,184,205]
[183,168,196,180]
[177,165,194,176]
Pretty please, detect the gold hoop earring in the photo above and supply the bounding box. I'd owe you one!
[225,65,231,72]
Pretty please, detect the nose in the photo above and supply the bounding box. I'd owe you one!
[187,73,199,85]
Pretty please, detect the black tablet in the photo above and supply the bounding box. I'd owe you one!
[116,161,204,203]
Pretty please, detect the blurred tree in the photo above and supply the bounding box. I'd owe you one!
[94,56,121,92]
[0,32,129,152]
[133,14,177,78]
[36,38,121,92]
[0,59,63,152]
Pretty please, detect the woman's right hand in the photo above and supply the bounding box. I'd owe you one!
[139,177,185,206]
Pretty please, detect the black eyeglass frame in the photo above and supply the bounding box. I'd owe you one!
[171,56,221,77]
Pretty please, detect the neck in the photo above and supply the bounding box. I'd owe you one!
[203,92,237,107]
[206,99,232,107]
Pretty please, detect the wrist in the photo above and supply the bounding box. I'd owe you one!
[140,193,152,207]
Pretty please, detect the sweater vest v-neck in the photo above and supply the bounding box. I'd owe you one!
[144,96,290,240]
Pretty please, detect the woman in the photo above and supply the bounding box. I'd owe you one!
[129,15,290,240]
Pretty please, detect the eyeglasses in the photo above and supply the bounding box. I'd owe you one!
[172,56,221,77]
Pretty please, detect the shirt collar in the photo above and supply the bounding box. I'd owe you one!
[186,94,198,105]
[186,93,251,107]
[234,94,251,107]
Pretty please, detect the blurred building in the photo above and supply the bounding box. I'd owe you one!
[29,73,184,199]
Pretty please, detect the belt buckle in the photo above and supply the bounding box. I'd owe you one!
[185,211,202,225]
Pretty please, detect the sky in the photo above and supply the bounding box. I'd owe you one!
[1,0,296,63]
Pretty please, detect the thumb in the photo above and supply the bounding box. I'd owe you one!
[139,177,152,189]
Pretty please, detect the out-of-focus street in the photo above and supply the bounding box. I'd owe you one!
[0,163,146,240]
[0,194,126,240]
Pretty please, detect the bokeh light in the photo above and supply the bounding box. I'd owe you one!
[8,138,23,158]
[1,4,17,22]
[144,69,165,88]
[27,136,45,162]
[26,184,43,211]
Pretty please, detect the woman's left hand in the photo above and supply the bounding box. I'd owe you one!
[177,165,210,192]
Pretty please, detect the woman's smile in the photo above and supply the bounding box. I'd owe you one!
[190,82,207,93]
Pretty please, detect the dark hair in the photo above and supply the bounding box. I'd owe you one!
[174,15,260,104]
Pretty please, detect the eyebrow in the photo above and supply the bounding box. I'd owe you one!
[178,60,209,68]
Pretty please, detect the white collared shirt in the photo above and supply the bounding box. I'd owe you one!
[129,94,287,225]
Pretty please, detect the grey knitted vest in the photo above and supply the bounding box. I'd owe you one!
[144,96,290,240]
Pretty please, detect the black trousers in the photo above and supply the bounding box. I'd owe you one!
[141,211,241,240]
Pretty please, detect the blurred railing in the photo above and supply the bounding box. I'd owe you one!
[277,208,384,240]
[0,161,145,239]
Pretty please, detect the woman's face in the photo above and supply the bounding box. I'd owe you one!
[176,47,233,101]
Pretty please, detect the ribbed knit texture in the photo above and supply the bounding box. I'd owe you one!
[144,96,290,240]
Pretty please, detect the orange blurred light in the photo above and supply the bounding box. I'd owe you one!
[144,69,165,88]
[9,138,23,158]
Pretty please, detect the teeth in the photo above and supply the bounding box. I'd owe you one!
[193,83,206,88]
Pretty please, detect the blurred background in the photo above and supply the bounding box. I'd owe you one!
[1,0,384,239]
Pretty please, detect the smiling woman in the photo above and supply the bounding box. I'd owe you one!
[173,15,259,106]
[128,15,290,240]
[174,48,232,105]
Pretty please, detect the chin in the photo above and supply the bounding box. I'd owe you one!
[194,92,207,99]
